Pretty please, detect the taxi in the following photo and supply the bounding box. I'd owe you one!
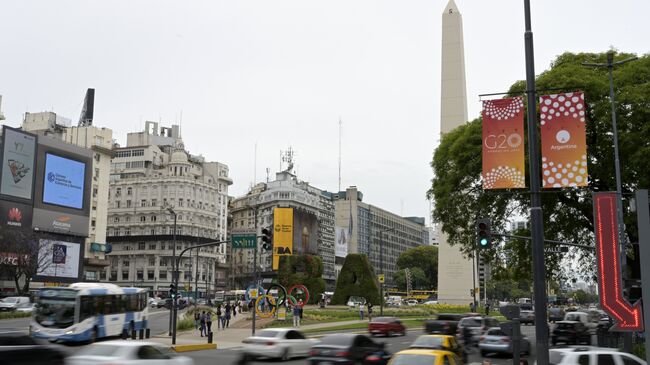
[388,349,462,365]
[409,334,465,361]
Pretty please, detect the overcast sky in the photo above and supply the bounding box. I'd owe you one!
[1,0,648,224]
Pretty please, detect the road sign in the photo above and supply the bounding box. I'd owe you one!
[594,192,643,331]
[544,246,569,254]
[378,274,385,283]
[232,233,257,249]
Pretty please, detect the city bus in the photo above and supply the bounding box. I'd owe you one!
[30,282,148,343]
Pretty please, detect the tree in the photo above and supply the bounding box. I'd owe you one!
[428,51,650,280]
[277,254,326,304]
[392,267,428,291]
[395,245,438,289]
[331,254,381,305]
[0,229,47,295]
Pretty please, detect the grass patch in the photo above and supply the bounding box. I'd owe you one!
[302,318,427,334]
[0,311,32,320]
[176,315,196,331]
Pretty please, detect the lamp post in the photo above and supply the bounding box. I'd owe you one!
[378,227,395,316]
[164,207,177,341]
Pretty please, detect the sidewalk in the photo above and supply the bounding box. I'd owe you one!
[149,310,369,350]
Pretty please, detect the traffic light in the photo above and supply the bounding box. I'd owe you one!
[169,283,176,299]
[261,227,273,251]
[476,218,491,249]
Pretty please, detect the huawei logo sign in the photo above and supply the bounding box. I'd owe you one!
[7,207,22,226]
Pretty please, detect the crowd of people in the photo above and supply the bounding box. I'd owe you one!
[193,300,243,336]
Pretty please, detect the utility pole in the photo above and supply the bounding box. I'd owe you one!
[379,227,395,316]
[251,200,259,336]
[522,1,549,364]
[166,207,177,338]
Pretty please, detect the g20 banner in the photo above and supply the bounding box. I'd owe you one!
[482,96,526,189]
[539,92,588,188]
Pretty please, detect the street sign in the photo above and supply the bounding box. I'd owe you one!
[377,274,385,283]
[544,246,569,253]
[499,304,520,320]
[232,233,257,249]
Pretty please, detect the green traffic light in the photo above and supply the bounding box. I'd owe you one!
[480,238,488,246]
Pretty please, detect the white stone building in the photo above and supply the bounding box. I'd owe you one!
[105,122,232,297]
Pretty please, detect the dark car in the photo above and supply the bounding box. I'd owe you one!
[309,334,390,365]
[519,310,535,325]
[548,307,566,323]
[551,321,591,346]
[424,313,465,335]
[369,317,406,337]
[0,334,67,365]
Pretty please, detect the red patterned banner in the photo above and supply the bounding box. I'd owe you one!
[540,92,588,188]
[482,97,526,189]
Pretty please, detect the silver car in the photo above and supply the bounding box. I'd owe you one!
[479,327,530,357]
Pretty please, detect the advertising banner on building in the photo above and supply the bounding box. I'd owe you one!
[335,226,348,258]
[32,208,89,237]
[0,200,33,230]
[272,207,293,270]
[293,210,318,255]
[540,92,588,188]
[481,97,526,189]
[0,126,37,200]
[36,239,81,279]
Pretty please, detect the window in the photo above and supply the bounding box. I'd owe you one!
[151,215,157,222]
[622,355,644,365]
[126,200,132,208]
[110,271,117,281]
[125,228,131,235]
[122,270,129,280]
[91,219,96,227]
[116,188,121,196]
[137,270,143,280]
[140,216,146,222]
[138,242,145,250]
[149,257,155,266]
[159,271,167,279]
[125,216,131,222]
[147,270,154,280]
[179,199,183,207]
[597,355,616,365]
[149,243,156,250]
[127,187,132,195]
[99,270,106,280]
[123,260,130,267]
[116,201,121,208]
[151,199,157,207]
[93,187,98,198]
[141,200,147,207]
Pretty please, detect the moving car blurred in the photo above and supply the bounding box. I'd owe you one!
[0,296,30,312]
[0,333,67,365]
[406,299,419,306]
[242,328,318,360]
[409,334,465,362]
[519,310,535,325]
[66,341,194,365]
[369,317,406,337]
[149,298,166,308]
[551,321,591,346]
[309,333,389,365]
[424,313,465,335]
[549,348,646,365]
[478,327,530,357]
[347,296,366,308]
[15,303,36,313]
[456,316,499,344]
[548,307,566,323]
[423,300,439,305]
[388,349,461,365]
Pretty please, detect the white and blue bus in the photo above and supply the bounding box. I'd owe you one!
[30,282,148,343]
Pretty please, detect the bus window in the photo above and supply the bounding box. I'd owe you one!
[80,296,93,321]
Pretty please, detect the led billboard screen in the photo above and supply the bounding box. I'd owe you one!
[36,239,81,279]
[0,127,36,200]
[42,153,86,210]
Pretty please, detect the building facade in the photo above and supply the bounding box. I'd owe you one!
[105,122,232,297]
[333,186,428,287]
[229,170,336,288]
[22,111,113,282]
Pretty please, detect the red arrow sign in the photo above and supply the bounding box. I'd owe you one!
[594,192,643,331]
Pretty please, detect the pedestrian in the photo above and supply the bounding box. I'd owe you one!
[206,311,213,334]
[298,299,304,320]
[367,302,373,321]
[359,302,365,320]
[194,311,200,330]
[233,300,237,318]
[485,302,490,316]
[292,302,301,327]
[224,302,232,328]
[216,304,223,330]
[199,310,206,337]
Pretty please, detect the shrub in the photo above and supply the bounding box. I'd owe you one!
[278,255,326,304]
[331,254,380,305]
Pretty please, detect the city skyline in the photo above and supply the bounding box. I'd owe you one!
[1,0,648,223]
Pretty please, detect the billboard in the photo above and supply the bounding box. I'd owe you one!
[0,200,33,230]
[540,92,588,188]
[335,226,349,258]
[292,210,318,255]
[42,153,86,210]
[32,208,89,237]
[0,126,37,200]
[36,239,81,279]
[272,207,293,270]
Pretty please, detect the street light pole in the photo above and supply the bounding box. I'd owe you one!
[379,227,395,317]
[165,207,178,343]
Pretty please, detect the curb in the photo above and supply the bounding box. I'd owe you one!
[173,343,217,352]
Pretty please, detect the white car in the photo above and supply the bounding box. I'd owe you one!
[15,303,36,313]
[423,300,438,305]
[242,328,319,360]
[406,299,419,306]
[547,348,646,365]
[0,296,30,312]
[66,341,194,365]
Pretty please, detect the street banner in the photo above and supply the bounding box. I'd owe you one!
[272,207,293,270]
[540,92,588,188]
[335,226,348,258]
[481,97,526,189]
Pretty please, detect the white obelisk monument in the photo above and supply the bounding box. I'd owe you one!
[436,0,478,305]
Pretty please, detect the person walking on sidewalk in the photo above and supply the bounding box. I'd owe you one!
[359,303,365,320]
[199,311,206,337]
[216,304,223,330]
[206,311,213,334]
[292,302,301,327]
[224,302,232,328]
[367,302,373,321]
[194,311,200,330]
[233,300,237,318]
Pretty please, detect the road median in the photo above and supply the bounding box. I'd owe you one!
[172,343,217,352]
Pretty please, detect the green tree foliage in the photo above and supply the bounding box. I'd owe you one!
[331,254,380,305]
[428,51,650,280]
[277,255,326,304]
[393,267,428,290]
[393,245,438,289]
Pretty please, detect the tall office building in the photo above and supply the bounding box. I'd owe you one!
[105,122,232,296]
[436,0,479,304]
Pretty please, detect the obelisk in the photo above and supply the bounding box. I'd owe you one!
[436,0,477,305]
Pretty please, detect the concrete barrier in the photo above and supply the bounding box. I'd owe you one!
[172,343,217,352]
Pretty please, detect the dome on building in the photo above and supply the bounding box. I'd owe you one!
[171,149,188,163]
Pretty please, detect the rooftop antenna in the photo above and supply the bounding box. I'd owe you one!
[338,116,342,192]
[281,147,295,174]
[0,95,5,121]
[254,142,257,184]
[266,167,270,183]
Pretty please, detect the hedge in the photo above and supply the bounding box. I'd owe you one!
[331,254,380,305]
[278,255,326,305]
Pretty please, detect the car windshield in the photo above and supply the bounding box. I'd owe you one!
[255,330,281,338]
[565,313,582,321]
[320,335,354,346]
[3,297,19,303]
[391,354,438,365]
[34,289,77,329]
[411,336,444,348]
[461,318,482,327]
[76,344,127,357]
